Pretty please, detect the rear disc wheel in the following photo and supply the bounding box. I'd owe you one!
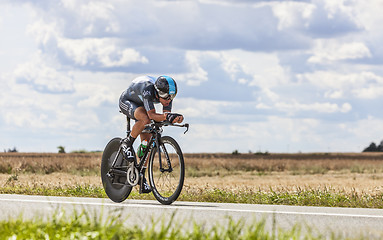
[101,137,132,203]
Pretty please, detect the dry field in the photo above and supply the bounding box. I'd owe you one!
[1,152,383,195]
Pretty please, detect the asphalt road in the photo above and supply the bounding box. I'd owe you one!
[1,194,383,238]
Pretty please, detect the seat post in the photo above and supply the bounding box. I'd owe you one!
[126,116,131,137]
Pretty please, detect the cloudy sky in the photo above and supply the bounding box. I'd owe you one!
[1,0,382,153]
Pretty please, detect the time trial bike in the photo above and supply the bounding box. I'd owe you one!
[101,115,189,205]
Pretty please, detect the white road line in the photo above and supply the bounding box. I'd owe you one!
[1,197,383,219]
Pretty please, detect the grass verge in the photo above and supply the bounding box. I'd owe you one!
[1,184,383,208]
[181,187,383,208]
[0,209,359,240]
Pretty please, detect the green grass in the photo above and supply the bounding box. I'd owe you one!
[1,184,383,209]
[0,184,107,198]
[180,187,383,208]
[0,210,343,240]
[1,209,380,239]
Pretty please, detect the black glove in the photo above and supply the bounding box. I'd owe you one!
[166,113,182,123]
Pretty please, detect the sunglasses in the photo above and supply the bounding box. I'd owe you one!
[158,91,176,101]
[161,94,175,101]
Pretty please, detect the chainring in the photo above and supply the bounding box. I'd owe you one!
[126,162,139,186]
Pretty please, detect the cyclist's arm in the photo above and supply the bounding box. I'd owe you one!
[163,110,183,123]
[147,109,183,123]
[147,109,167,122]
[163,101,172,112]
[173,114,184,123]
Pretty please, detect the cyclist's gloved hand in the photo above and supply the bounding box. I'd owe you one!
[166,113,183,123]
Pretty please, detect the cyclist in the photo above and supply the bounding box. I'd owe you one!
[119,75,184,193]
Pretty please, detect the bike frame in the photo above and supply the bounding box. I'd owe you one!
[108,116,189,185]
[139,123,173,174]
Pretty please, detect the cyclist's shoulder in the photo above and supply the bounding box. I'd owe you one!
[127,75,157,101]
[128,76,154,93]
[132,75,156,85]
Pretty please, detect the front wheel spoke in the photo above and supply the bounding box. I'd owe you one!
[157,174,163,187]
[163,173,172,188]
[169,172,176,183]
[155,172,173,192]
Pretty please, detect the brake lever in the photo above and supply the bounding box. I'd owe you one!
[170,123,189,134]
[183,123,189,134]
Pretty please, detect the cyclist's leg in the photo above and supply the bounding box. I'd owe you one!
[131,106,151,139]
[139,120,152,149]
[119,97,137,120]
[132,107,152,193]
[120,97,150,144]
[139,132,151,143]
[119,98,140,146]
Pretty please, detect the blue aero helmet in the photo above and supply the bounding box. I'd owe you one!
[154,76,177,100]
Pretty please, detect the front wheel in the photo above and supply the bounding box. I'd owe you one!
[101,137,132,203]
[148,136,185,205]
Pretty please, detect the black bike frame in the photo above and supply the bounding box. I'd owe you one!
[136,130,158,173]
[137,120,172,174]
[108,117,170,183]
[108,116,189,183]
[108,115,132,173]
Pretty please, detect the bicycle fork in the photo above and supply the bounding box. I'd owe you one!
[157,139,173,173]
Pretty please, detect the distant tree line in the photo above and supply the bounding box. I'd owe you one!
[363,140,383,152]
[57,146,66,153]
[3,147,18,152]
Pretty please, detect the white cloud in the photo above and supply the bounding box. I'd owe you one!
[23,0,312,53]
[348,115,383,141]
[1,0,383,153]
[76,82,116,108]
[308,40,372,64]
[14,52,74,93]
[4,110,48,129]
[221,50,290,88]
[58,38,149,67]
[27,18,58,47]
[349,0,383,32]
[262,88,280,102]
[353,86,383,99]
[270,1,315,30]
[174,51,209,86]
[0,81,61,130]
[61,0,116,24]
[180,115,350,153]
[324,90,343,99]
[27,7,147,69]
[297,71,383,99]
[56,0,120,35]
[275,101,352,114]
[0,72,116,137]
[321,0,354,19]
[269,0,361,38]
[175,98,238,119]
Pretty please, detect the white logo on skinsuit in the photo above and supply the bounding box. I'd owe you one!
[143,90,150,97]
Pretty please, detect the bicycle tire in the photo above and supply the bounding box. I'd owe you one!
[148,136,185,205]
[101,137,132,203]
